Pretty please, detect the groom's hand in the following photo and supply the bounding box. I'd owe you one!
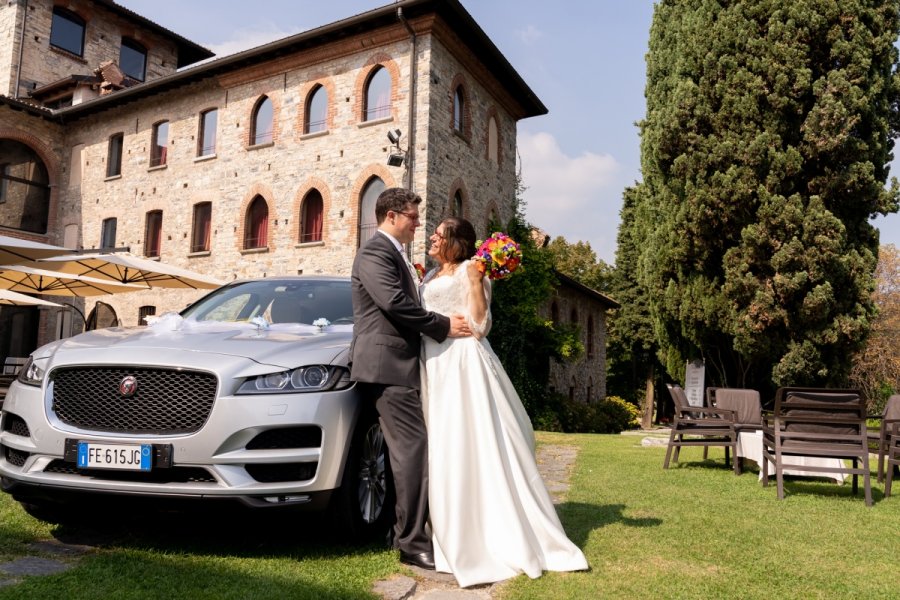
[448,314,472,337]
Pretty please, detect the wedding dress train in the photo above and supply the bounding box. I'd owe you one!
[421,260,588,587]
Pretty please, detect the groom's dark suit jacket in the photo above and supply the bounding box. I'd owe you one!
[350,231,450,388]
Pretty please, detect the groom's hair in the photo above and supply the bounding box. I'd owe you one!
[440,217,477,263]
[375,187,422,224]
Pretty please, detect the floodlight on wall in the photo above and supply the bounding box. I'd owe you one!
[386,128,405,167]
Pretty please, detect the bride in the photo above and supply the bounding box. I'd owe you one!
[419,217,588,588]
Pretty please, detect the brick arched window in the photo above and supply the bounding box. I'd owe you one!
[550,301,559,325]
[488,116,499,164]
[451,190,463,217]
[358,176,384,247]
[364,66,391,121]
[453,85,465,132]
[150,121,168,167]
[300,189,324,243]
[251,96,274,145]
[570,308,578,326]
[244,195,269,249]
[305,85,328,134]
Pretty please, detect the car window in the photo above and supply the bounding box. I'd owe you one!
[182,280,353,325]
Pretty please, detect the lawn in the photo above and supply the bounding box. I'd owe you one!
[0,432,896,599]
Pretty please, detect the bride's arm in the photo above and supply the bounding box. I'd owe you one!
[465,261,492,339]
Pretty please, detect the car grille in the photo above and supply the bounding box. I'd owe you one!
[50,367,218,434]
[3,445,29,467]
[245,462,317,483]
[2,413,31,437]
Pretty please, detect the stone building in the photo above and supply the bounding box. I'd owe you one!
[545,271,620,404]
[0,0,545,355]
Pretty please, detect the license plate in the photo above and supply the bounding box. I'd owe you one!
[76,442,152,471]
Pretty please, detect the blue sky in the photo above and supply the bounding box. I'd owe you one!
[119,0,900,264]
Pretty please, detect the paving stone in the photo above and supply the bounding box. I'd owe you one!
[0,557,71,576]
[27,540,95,556]
[642,437,669,447]
[372,575,417,600]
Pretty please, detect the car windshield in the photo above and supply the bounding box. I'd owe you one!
[181,279,354,325]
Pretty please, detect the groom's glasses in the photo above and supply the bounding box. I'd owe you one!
[394,210,420,221]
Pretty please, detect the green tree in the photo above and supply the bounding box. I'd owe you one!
[486,180,582,423]
[639,0,900,394]
[607,184,663,421]
[546,236,614,293]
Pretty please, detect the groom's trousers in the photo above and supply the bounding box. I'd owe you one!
[363,382,431,555]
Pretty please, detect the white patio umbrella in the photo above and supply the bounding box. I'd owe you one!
[37,252,224,289]
[0,265,145,296]
[0,234,73,266]
[0,288,62,307]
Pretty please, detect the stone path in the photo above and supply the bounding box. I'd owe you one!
[372,443,580,600]
[0,444,580,598]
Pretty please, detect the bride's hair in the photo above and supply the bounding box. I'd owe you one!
[439,217,477,264]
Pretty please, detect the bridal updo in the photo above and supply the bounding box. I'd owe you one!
[439,217,477,264]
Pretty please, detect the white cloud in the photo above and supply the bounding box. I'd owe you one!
[517,131,625,264]
[516,24,543,45]
[206,24,304,59]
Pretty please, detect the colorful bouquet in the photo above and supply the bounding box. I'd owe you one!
[474,232,522,280]
[414,263,426,282]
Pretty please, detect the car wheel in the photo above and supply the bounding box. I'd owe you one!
[330,412,395,541]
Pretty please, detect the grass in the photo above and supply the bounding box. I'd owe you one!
[503,432,899,600]
[0,433,896,599]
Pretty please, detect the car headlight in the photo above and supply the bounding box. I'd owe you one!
[237,365,352,394]
[16,356,45,387]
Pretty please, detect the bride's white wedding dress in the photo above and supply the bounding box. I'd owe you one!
[420,260,588,588]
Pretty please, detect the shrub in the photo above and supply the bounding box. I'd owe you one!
[547,394,641,434]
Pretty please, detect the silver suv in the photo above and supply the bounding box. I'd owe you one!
[0,277,391,537]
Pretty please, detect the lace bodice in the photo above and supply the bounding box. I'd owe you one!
[422,259,492,338]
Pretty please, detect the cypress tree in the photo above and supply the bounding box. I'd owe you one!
[639,0,900,392]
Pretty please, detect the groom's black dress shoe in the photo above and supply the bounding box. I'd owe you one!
[399,551,435,570]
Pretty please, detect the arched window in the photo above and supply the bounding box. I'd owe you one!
[550,302,559,325]
[305,85,328,134]
[450,190,463,217]
[453,86,465,132]
[587,377,594,404]
[244,196,269,249]
[300,190,324,243]
[587,315,595,358]
[364,66,391,121]
[144,210,162,257]
[251,97,273,145]
[191,202,212,252]
[50,7,85,56]
[570,308,579,326]
[0,140,50,234]
[358,177,385,247]
[138,305,156,326]
[488,116,499,164]
[120,37,147,81]
[150,121,168,167]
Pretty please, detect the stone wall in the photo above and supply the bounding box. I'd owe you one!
[49,29,521,328]
[12,0,180,97]
[542,283,613,403]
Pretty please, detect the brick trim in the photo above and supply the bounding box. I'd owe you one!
[0,126,61,241]
[353,54,401,124]
[236,183,279,252]
[347,166,398,247]
[295,78,337,137]
[291,178,332,243]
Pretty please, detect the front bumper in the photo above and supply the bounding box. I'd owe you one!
[0,378,360,507]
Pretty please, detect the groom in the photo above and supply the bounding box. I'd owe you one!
[350,187,470,570]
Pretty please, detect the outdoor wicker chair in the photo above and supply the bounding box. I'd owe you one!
[884,421,900,498]
[663,383,739,474]
[869,394,900,483]
[762,387,872,506]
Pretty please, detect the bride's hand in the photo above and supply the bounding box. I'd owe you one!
[467,260,485,285]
